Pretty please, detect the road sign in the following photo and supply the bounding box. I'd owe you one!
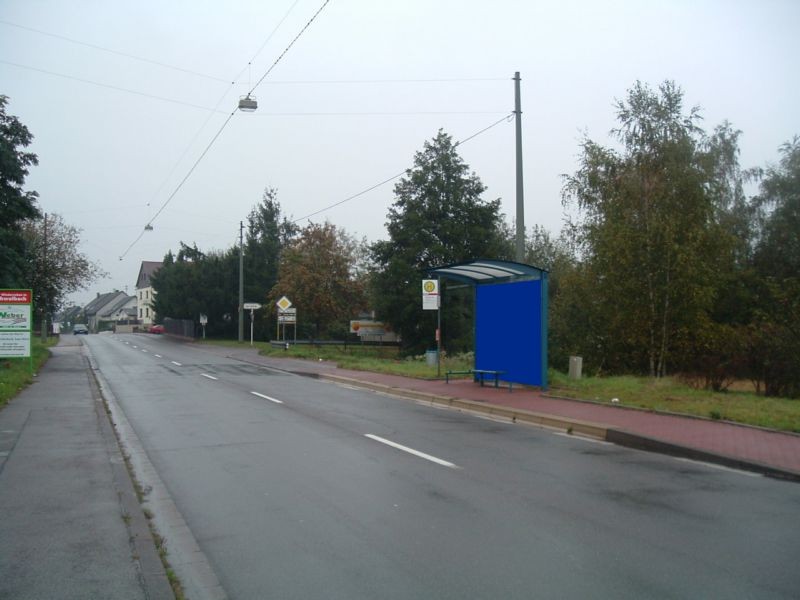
[199,314,208,325]
[278,307,296,324]
[276,296,292,311]
[422,279,439,310]
[0,289,32,360]
[243,302,262,310]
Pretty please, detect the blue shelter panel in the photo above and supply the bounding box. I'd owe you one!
[475,279,542,386]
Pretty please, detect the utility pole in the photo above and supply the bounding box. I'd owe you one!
[238,221,244,343]
[40,213,48,342]
[514,71,525,263]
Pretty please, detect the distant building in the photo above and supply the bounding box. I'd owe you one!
[136,261,163,328]
[83,291,131,332]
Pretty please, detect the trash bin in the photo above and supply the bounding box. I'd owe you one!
[425,349,438,367]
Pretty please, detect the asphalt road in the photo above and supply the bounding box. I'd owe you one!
[85,333,800,599]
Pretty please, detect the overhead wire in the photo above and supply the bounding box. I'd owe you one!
[293,112,514,224]
[0,18,231,83]
[0,59,229,113]
[136,0,303,215]
[119,0,331,260]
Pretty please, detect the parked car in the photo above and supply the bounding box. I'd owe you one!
[149,324,164,334]
[73,324,89,335]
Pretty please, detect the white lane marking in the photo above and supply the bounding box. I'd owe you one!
[201,373,218,381]
[250,391,283,404]
[141,349,148,353]
[365,434,458,469]
[154,354,162,358]
[171,361,182,366]
[132,345,138,349]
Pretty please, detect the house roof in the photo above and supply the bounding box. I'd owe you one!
[136,261,163,289]
[84,291,130,317]
[427,259,547,285]
[98,294,133,318]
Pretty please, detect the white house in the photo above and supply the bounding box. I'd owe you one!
[135,261,163,328]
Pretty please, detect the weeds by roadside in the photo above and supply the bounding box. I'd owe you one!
[0,337,57,409]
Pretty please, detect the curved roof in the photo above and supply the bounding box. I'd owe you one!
[428,259,547,285]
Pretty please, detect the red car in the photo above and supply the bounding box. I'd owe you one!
[149,324,164,334]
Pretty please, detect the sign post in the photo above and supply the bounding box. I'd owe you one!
[422,279,442,376]
[0,289,33,373]
[275,296,296,344]
[199,314,208,340]
[243,303,262,346]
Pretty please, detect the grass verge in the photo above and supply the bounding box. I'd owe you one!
[196,339,800,433]
[196,338,473,378]
[0,337,57,409]
[548,370,800,433]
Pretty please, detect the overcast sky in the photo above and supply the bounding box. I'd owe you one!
[2,0,798,306]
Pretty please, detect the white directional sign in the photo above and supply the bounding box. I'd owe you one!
[243,302,262,310]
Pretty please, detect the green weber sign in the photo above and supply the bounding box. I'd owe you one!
[0,289,32,359]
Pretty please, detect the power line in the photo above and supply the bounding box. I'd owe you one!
[0,19,231,83]
[0,60,229,113]
[293,112,514,224]
[119,0,333,260]
[257,77,508,84]
[250,110,507,116]
[248,0,332,96]
[136,0,304,224]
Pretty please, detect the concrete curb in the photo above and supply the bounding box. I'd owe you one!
[605,429,800,483]
[85,355,174,600]
[85,346,228,600]
[320,373,800,483]
[320,373,610,440]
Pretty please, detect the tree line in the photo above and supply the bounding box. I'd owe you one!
[5,82,795,398]
[150,81,798,397]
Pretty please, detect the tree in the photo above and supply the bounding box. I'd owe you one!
[746,138,800,397]
[752,137,800,280]
[270,222,366,338]
[244,188,297,339]
[0,95,40,288]
[562,81,745,376]
[21,213,106,317]
[371,130,511,354]
[151,243,239,337]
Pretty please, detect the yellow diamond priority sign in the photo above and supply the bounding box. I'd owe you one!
[276,296,292,311]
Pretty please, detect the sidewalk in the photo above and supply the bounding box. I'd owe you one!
[206,344,800,482]
[0,337,172,599]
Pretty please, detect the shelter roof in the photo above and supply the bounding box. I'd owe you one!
[427,259,547,285]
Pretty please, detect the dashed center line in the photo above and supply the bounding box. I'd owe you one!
[141,349,148,353]
[365,434,458,469]
[171,361,182,366]
[250,391,283,404]
[154,354,162,358]
[201,373,218,381]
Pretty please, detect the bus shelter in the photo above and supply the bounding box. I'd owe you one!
[428,260,548,389]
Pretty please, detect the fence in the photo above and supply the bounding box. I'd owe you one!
[164,317,196,339]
